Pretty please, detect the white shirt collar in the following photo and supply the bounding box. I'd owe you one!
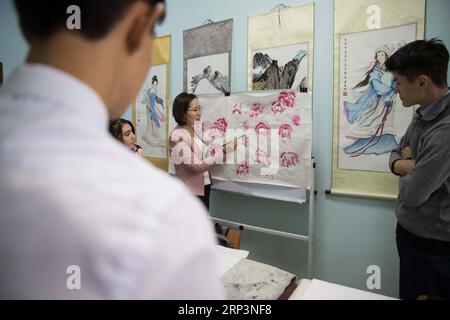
[1,63,109,129]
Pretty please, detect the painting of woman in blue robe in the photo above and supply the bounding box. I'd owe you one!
[343,47,398,157]
[142,75,166,147]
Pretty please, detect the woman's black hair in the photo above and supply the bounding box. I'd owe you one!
[109,118,135,143]
[172,92,197,126]
[353,51,388,89]
[152,75,158,84]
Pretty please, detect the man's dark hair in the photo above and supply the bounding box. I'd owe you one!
[14,0,165,41]
[172,92,197,126]
[109,118,135,143]
[385,38,449,87]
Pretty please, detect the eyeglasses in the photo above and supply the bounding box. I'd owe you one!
[187,107,202,113]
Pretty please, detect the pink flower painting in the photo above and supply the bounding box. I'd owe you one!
[235,162,250,176]
[292,114,301,126]
[280,152,300,168]
[255,122,270,136]
[232,103,242,115]
[209,117,228,138]
[271,100,286,114]
[278,91,296,108]
[249,102,263,118]
[271,91,297,114]
[279,124,293,139]
[239,135,249,147]
[254,148,271,166]
[208,143,223,157]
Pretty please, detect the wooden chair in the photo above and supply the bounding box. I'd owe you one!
[226,229,241,249]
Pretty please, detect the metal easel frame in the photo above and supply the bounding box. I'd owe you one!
[211,160,316,279]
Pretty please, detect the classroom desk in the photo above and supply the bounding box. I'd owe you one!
[289,278,397,300]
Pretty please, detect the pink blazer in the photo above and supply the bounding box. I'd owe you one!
[169,126,223,196]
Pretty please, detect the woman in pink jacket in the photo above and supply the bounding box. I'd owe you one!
[169,92,236,210]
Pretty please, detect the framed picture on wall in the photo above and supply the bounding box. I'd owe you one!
[183,19,233,95]
[134,63,168,159]
[187,52,230,94]
[132,35,171,171]
[251,42,308,92]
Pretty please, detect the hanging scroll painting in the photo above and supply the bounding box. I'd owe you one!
[133,35,171,171]
[252,42,309,92]
[184,19,233,95]
[338,24,416,173]
[332,0,425,199]
[248,3,314,93]
[198,91,312,189]
[135,64,167,158]
[187,52,229,94]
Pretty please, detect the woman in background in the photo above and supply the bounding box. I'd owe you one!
[170,93,237,247]
[170,92,237,209]
[109,118,143,155]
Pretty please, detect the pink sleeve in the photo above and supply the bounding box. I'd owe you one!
[169,129,224,174]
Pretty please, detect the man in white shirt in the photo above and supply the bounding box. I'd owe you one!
[0,0,224,299]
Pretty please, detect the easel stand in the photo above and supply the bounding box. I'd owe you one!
[211,160,315,279]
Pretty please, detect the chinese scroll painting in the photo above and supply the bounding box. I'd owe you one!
[136,64,167,158]
[338,23,416,172]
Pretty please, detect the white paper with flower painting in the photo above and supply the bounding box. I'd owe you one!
[338,23,416,172]
[199,91,312,188]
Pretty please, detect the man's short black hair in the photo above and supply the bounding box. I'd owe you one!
[172,92,197,126]
[14,0,165,41]
[385,38,449,87]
